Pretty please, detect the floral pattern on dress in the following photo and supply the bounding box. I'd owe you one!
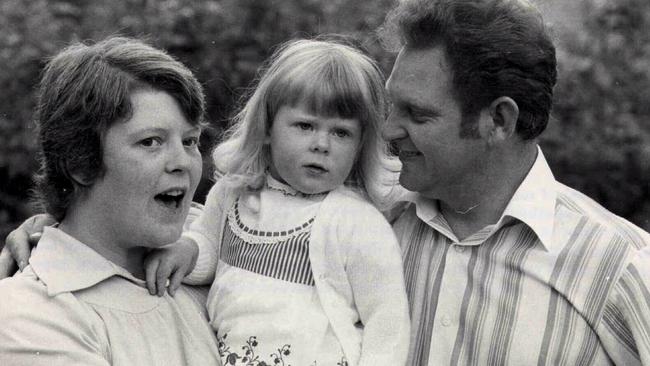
[217,333,347,366]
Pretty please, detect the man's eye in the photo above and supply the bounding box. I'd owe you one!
[409,107,435,124]
[140,137,162,147]
[412,115,429,124]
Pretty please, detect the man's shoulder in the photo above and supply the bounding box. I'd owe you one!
[554,181,649,249]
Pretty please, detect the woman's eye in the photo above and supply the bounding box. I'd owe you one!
[139,137,162,147]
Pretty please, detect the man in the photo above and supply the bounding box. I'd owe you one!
[379,0,650,364]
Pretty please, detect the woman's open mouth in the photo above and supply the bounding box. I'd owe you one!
[154,189,186,209]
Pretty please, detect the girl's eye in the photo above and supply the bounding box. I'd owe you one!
[333,129,350,138]
[183,136,200,148]
[139,137,162,147]
[296,122,312,130]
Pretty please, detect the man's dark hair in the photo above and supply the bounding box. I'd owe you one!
[380,0,557,139]
[33,36,205,220]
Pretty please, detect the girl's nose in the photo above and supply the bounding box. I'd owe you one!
[310,132,330,153]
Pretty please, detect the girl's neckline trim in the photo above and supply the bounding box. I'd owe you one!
[228,199,315,244]
[265,174,327,198]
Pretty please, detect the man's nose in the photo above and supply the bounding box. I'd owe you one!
[382,111,407,142]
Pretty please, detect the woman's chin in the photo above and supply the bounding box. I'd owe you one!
[140,227,183,248]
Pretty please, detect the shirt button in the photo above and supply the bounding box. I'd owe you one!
[441,315,452,327]
[318,274,327,280]
[454,245,466,253]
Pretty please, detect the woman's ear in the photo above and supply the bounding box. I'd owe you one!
[486,96,519,143]
[70,172,93,187]
[60,160,93,187]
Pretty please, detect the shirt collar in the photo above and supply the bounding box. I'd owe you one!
[499,147,557,251]
[406,146,558,250]
[29,227,143,296]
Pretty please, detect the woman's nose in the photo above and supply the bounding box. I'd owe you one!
[166,140,193,173]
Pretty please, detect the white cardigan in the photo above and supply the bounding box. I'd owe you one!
[184,179,410,366]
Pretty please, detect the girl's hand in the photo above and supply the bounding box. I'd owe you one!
[144,237,199,297]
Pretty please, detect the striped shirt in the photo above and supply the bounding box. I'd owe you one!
[394,148,650,365]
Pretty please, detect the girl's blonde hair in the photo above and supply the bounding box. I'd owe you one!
[213,37,400,209]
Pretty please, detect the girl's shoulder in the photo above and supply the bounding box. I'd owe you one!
[328,185,373,207]
[324,186,388,224]
[203,176,243,212]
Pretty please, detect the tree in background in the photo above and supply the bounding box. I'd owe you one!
[0,0,394,239]
[1,0,648,242]
[542,0,650,230]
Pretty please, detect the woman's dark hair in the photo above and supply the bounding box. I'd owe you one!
[33,36,205,220]
[380,0,557,139]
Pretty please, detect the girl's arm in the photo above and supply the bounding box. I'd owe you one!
[144,236,199,296]
[145,179,230,294]
[181,179,231,285]
[342,203,411,366]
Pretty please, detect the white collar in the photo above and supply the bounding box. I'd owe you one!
[29,227,144,296]
[407,146,557,250]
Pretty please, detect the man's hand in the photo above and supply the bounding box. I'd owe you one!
[0,214,57,279]
[144,237,199,297]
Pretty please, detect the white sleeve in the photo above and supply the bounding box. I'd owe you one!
[182,180,230,285]
[342,203,411,366]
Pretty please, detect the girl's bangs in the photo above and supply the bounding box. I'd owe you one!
[270,66,371,122]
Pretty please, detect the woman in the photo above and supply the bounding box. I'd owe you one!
[0,36,220,365]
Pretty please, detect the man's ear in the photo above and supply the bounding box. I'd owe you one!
[484,96,519,143]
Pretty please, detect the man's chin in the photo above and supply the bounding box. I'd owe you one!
[398,174,419,192]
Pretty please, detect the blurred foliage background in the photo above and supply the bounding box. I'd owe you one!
[0,0,648,242]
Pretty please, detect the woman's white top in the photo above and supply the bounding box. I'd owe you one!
[0,227,221,366]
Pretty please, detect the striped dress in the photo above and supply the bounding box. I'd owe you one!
[396,150,650,366]
[206,178,347,366]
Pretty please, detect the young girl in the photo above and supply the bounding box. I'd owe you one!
[147,38,409,366]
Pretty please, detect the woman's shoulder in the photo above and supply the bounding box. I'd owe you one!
[0,268,109,362]
[0,267,93,332]
[0,267,50,304]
